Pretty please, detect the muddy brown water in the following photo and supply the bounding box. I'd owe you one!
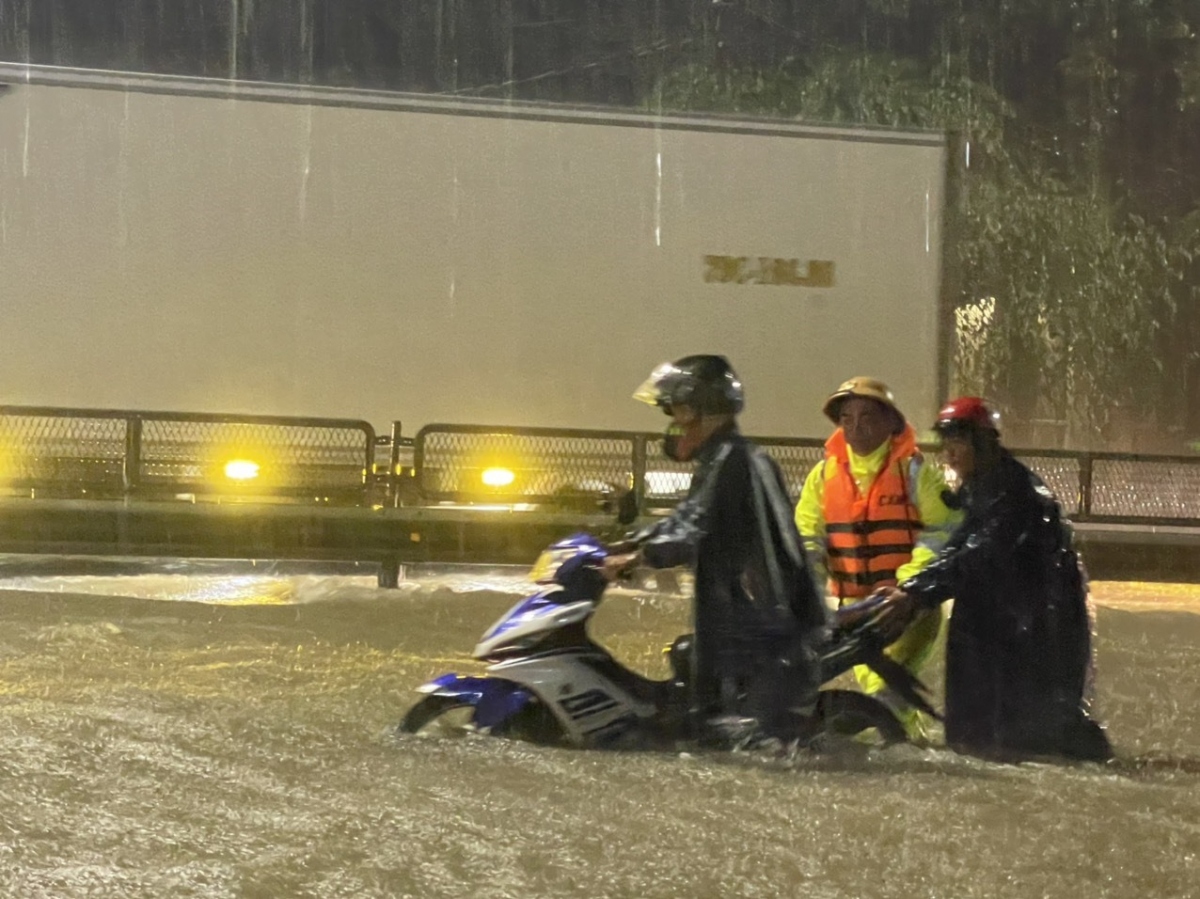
[0,568,1197,898]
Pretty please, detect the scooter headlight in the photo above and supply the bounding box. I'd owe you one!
[529,546,577,583]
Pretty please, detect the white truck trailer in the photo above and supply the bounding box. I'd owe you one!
[0,63,948,439]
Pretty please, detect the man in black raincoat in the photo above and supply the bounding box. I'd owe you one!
[605,355,828,744]
[873,397,1112,761]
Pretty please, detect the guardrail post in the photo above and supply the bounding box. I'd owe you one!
[123,417,142,496]
[362,426,376,506]
[412,427,428,503]
[378,555,401,589]
[389,421,404,508]
[632,435,648,518]
[1079,453,1094,520]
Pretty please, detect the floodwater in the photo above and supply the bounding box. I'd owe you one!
[0,562,1197,899]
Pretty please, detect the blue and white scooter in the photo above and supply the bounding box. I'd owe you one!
[399,533,935,749]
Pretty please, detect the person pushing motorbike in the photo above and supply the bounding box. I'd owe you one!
[869,397,1112,762]
[604,355,828,746]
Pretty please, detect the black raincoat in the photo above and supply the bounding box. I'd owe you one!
[634,424,828,735]
[900,448,1111,760]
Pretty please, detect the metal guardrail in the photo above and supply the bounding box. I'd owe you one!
[4,410,1200,527]
[1004,448,1200,524]
[412,424,824,510]
[414,423,1200,526]
[0,406,376,503]
[415,423,677,511]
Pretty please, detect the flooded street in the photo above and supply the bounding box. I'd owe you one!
[0,567,1197,899]
[5,2,1199,896]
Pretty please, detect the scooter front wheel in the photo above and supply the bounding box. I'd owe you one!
[398,695,476,735]
[398,694,568,745]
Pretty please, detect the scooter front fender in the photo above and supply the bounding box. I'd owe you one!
[416,673,534,730]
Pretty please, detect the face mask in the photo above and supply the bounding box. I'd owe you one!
[662,423,686,462]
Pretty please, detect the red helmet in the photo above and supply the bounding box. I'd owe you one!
[933,396,1000,438]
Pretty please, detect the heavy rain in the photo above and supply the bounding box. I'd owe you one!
[1,3,1199,898]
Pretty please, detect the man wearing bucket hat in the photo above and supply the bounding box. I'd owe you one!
[794,377,959,742]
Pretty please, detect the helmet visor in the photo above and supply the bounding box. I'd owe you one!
[632,362,682,411]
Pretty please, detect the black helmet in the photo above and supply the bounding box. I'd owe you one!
[633,355,744,415]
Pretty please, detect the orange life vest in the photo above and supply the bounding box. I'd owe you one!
[822,426,923,601]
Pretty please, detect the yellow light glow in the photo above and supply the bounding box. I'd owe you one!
[481,467,516,488]
[224,459,261,481]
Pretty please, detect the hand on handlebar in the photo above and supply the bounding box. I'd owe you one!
[871,587,919,645]
[602,552,639,582]
[835,586,917,646]
[604,538,641,556]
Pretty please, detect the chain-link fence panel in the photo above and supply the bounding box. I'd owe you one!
[0,410,127,497]
[415,427,828,510]
[758,439,827,499]
[0,407,374,502]
[138,418,373,498]
[416,426,640,504]
[641,437,826,507]
[1090,457,1200,520]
